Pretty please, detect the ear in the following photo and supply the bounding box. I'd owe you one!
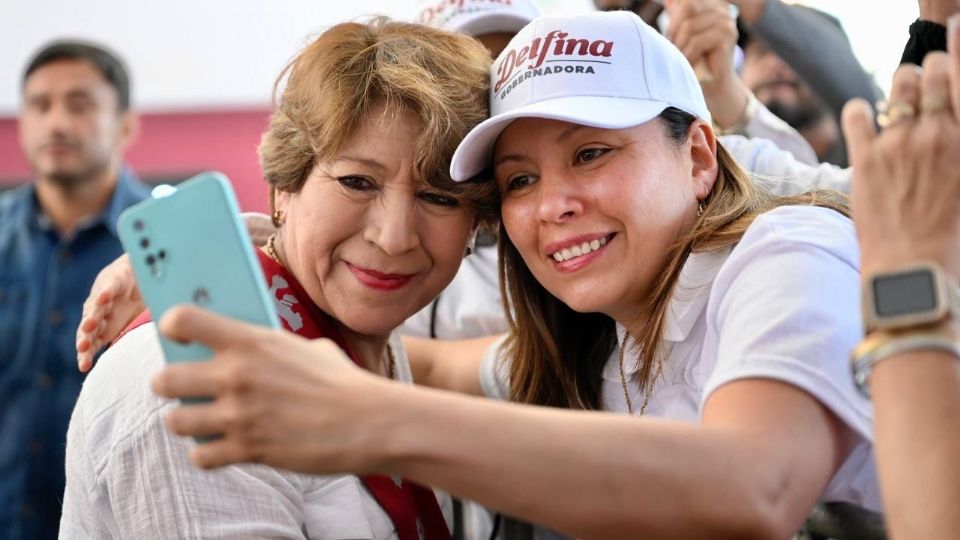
[273,186,292,216]
[687,120,718,200]
[117,111,140,151]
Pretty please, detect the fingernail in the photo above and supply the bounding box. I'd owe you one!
[950,15,960,43]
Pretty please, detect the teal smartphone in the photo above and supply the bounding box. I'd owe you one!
[117,171,280,364]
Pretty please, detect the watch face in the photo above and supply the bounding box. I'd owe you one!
[873,269,937,317]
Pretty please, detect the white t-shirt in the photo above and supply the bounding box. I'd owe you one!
[60,327,452,539]
[480,205,880,511]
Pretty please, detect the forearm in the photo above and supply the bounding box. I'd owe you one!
[403,334,498,395]
[374,384,786,539]
[870,349,960,539]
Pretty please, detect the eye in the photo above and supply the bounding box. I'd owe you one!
[418,191,461,207]
[576,147,610,164]
[337,175,376,191]
[505,174,536,192]
[66,97,94,114]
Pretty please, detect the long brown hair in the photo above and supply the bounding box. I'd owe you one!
[499,107,849,409]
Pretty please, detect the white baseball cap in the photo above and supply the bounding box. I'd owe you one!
[450,10,711,182]
[414,0,540,36]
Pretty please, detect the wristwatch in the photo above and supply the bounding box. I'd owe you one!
[861,261,958,332]
[852,262,960,396]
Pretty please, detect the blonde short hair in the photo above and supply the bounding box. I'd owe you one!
[259,17,497,223]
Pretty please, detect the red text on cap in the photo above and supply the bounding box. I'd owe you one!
[495,31,613,92]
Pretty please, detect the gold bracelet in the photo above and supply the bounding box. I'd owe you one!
[851,330,960,397]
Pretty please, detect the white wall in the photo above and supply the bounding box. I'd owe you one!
[0,0,916,115]
[1,0,415,114]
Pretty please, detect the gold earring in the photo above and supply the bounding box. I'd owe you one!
[697,201,705,217]
[272,210,285,227]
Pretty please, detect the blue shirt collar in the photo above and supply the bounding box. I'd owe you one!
[100,167,149,238]
[18,166,148,238]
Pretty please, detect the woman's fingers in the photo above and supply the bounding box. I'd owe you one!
[189,436,258,470]
[841,98,877,173]
[948,15,960,119]
[158,304,261,351]
[920,52,953,117]
[151,360,224,399]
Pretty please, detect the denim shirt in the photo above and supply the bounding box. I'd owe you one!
[0,169,150,540]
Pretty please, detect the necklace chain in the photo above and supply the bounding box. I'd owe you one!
[618,336,663,416]
[385,343,397,380]
[266,234,282,265]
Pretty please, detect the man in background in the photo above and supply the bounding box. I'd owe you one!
[0,40,150,539]
[596,0,881,166]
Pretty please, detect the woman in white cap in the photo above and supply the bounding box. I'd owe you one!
[139,10,880,538]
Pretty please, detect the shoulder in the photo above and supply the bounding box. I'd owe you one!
[705,204,861,345]
[731,205,858,273]
[117,168,153,206]
[0,185,31,232]
[71,324,171,464]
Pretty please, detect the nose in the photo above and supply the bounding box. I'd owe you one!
[363,190,421,256]
[43,100,73,137]
[535,172,584,225]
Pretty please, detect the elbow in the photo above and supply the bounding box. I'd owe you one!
[701,484,801,540]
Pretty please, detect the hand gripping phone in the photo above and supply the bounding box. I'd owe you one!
[117,171,280,364]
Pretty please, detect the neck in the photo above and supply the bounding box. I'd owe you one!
[35,165,119,236]
[608,301,650,346]
[336,324,393,377]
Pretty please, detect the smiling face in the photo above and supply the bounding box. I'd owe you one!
[274,104,475,338]
[494,116,716,322]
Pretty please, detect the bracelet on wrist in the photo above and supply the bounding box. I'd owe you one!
[851,328,960,397]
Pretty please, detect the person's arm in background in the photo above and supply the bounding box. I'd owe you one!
[404,334,500,395]
[666,0,818,165]
[718,134,849,193]
[842,19,960,539]
[901,0,960,65]
[733,0,882,121]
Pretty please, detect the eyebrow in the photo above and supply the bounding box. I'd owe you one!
[333,155,387,172]
[493,153,527,169]
[493,124,589,169]
[556,124,587,144]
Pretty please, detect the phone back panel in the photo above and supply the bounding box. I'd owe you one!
[117,172,280,363]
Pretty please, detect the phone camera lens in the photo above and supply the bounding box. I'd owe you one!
[133,219,144,232]
[146,254,156,266]
[140,238,150,249]
[158,249,166,260]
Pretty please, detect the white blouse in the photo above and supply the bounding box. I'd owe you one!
[60,328,452,539]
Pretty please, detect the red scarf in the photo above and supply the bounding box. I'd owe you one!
[121,249,451,540]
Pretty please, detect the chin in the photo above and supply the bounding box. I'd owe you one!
[552,287,612,315]
[335,305,411,337]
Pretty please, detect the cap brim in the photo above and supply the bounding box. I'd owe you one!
[450,96,670,181]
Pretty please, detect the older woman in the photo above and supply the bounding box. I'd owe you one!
[59,17,495,539]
